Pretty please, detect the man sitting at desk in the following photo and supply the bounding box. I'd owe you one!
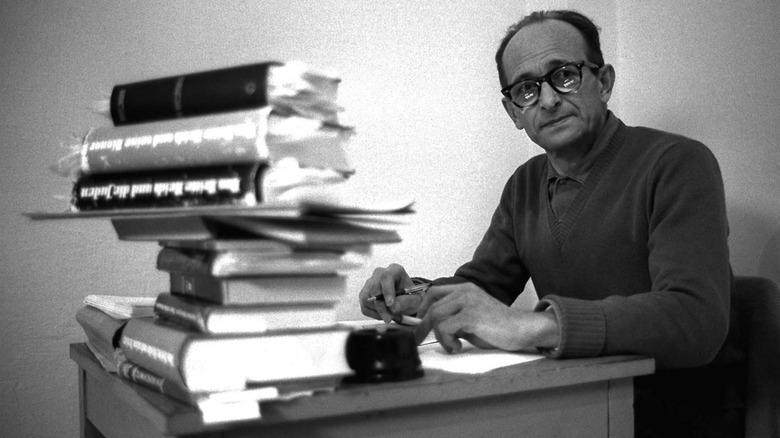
[359,9,740,438]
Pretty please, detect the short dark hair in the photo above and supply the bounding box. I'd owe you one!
[495,10,604,88]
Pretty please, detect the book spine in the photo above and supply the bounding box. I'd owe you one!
[117,359,198,406]
[82,107,271,175]
[168,272,227,304]
[111,62,281,125]
[154,293,210,333]
[73,163,265,211]
[119,318,192,389]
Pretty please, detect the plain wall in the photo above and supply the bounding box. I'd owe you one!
[1,1,777,436]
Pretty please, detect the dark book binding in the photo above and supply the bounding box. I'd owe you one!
[73,162,266,211]
[110,62,282,125]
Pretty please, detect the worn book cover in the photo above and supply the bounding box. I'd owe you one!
[120,317,352,392]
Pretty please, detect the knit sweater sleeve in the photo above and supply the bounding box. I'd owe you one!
[536,139,731,368]
[440,170,531,305]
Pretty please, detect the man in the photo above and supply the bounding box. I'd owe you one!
[360,10,741,437]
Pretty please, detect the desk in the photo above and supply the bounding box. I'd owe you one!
[71,343,654,438]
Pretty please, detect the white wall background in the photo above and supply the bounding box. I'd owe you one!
[1,1,777,436]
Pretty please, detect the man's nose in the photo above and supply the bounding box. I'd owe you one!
[538,81,561,109]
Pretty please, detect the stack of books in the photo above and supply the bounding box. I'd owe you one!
[52,60,355,211]
[62,61,413,424]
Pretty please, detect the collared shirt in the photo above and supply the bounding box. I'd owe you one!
[546,112,619,220]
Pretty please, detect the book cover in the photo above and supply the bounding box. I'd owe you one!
[154,293,337,334]
[156,246,367,277]
[110,61,341,125]
[105,204,302,241]
[168,273,348,305]
[119,317,353,392]
[69,107,354,177]
[117,358,278,405]
[74,163,265,211]
[216,215,403,247]
[82,107,271,175]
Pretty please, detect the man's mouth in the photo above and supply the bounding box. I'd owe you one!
[542,115,571,128]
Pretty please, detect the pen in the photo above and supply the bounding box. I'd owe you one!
[393,315,422,326]
[365,283,430,303]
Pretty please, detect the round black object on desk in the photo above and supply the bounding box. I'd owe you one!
[344,326,424,383]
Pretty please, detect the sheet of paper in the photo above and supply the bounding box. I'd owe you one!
[83,295,156,319]
[419,341,543,374]
[339,319,542,374]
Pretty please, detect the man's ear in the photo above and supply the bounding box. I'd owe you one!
[597,64,616,105]
[501,97,525,130]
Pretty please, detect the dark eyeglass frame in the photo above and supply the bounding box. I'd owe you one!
[501,60,602,109]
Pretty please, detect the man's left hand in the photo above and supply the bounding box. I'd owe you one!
[414,282,560,353]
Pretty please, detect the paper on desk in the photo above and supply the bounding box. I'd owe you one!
[339,320,543,374]
[418,340,543,374]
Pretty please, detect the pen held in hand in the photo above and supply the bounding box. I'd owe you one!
[365,283,431,303]
[392,315,422,326]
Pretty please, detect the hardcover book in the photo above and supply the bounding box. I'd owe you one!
[74,163,266,211]
[167,273,348,305]
[116,357,339,423]
[156,246,367,277]
[154,293,337,334]
[119,317,353,392]
[61,107,354,178]
[117,358,279,407]
[110,61,342,125]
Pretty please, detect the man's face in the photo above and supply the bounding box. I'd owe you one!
[501,20,611,154]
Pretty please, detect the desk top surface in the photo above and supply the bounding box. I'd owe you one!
[71,342,654,435]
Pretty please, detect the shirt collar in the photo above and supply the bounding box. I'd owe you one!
[547,111,619,183]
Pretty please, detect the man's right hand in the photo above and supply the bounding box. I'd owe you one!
[358,263,421,323]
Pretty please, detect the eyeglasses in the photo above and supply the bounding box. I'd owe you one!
[501,61,602,109]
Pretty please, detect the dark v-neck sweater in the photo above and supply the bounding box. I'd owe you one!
[447,116,731,370]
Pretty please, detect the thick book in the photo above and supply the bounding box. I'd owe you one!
[116,358,278,406]
[74,163,266,211]
[156,246,367,277]
[116,357,339,424]
[154,293,337,334]
[168,273,347,305]
[110,61,341,125]
[119,317,353,392]
[70,107,354,177]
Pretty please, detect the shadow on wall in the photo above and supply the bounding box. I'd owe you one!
[729,202,780,289]
[759,229,780,288]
